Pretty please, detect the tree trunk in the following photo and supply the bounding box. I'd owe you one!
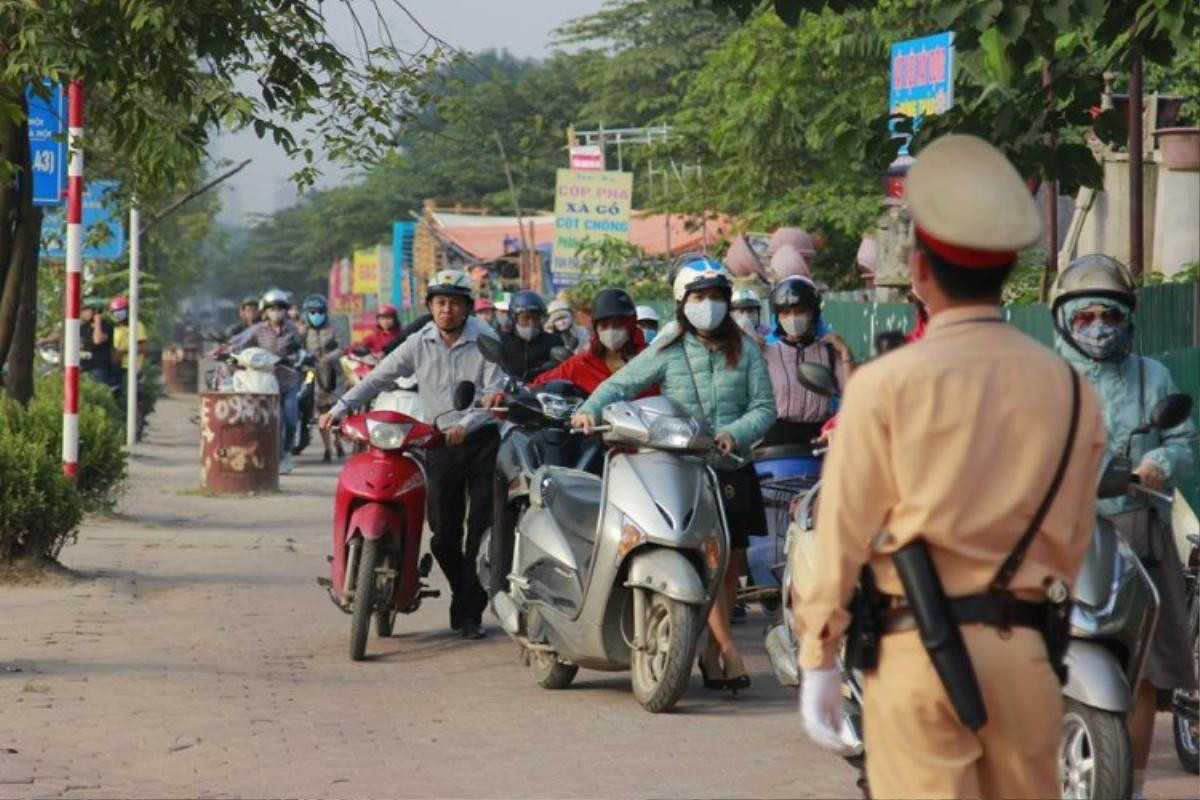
[6,206,41,403]
[0,86,33,380]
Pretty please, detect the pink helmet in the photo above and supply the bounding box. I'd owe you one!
[474,297,494,312]
[376,304,398,318]
[109,295,129,312]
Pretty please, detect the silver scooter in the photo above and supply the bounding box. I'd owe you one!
[489,395,729,713]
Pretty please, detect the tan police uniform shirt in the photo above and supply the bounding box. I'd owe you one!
[797,305,1107,670]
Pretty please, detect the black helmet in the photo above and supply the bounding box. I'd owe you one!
[769,276,821,316]
[510,290,546,318]
[302,293,328,312]
[591,288,636,322]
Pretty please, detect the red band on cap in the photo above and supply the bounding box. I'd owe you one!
[915,226,1015,269]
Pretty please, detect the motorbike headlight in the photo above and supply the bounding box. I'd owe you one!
[536,392,578,420]
[645,413,701,450]
[366,419,411,450]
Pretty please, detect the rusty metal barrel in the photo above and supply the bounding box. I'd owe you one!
[199,391,280,493]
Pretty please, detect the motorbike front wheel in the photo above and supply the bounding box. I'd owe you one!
[1059,698,1132,800]
[349,538,380,661]
[630,592,700,713]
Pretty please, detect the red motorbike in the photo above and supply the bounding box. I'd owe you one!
[318,408,441,660]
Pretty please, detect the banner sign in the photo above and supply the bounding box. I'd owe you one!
[376,244,393,308]
[27,81,66,206]
[393,221,416,309]
[40,180,125,260]
[351,248,379,295]
[569,145,604,171]
[551,168,633,290]
[889,32,954,161]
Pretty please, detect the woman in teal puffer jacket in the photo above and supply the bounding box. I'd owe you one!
[573,258,777,693]
[1053,255,1196,800]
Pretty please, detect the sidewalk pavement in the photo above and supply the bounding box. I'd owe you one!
[0,394,1195,799]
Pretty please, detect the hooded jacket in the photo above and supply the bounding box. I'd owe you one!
[499,329,565,383]
[1058,343,1195,515]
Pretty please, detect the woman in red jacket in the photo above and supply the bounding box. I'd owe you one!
[531,288,650,395]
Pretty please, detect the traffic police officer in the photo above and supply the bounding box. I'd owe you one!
[796,134,1108,799]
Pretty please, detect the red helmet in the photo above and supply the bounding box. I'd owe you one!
[109,296,129,312]
[376,304,398,318]
[474,297,494,312]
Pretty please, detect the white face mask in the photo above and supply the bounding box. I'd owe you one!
[733,311,760,333]
[780,313,811,339]
[684,299,728,332]
[515,323,536,342]
[266,308,285,324]
[597,327,628,351]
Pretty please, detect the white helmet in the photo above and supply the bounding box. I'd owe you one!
[731,287,763,310]
[260,288,290,310]
[547,298,571,316]
[672,257,733,302]
[426,269,473,303]
[635,305,660,324]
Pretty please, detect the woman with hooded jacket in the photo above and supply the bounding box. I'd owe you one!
[572,258,777,693]
[531,288,650,395]
[1053,255,1196,800]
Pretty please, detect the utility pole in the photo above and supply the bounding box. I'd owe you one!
[62,81,83,478]
[126,202,140,448]
[493,131,530,286]
[1128,43,1145,277]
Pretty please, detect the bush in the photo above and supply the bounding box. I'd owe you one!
[26,373,128,512]
[0,409,83,563]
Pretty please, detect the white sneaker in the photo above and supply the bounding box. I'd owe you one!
[280,453,294,475]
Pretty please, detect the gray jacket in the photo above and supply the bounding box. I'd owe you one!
[334,317,501,432]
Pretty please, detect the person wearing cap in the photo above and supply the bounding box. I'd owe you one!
[634,305,660,343]
[356,304,403,356]
[320,270,503,640]
[226,295,261,340]
[530,288,652,396]
[1051,254,1195,800]
[572,257,776,694]
[730,287,768,344]
[499,291,565,382]
[795,134,1107,799]
[473,297,496,328]
[110,295,148,375]
[493,297,512,333]
[546,298,591,354]
[38,297,115,385]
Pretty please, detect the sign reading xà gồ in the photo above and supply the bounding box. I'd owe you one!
[551,168,633,289]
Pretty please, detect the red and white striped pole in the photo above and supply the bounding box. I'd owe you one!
[62,81,84,478]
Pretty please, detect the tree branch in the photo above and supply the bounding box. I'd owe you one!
[140,159,252,236]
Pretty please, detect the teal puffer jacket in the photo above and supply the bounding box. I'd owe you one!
[579,330,777,460]
[1058,343,1196,515]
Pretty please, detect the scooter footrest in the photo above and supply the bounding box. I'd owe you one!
[418,589,441,599]
[316,577,332,588]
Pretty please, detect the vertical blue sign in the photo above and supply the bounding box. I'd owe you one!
[392,221,416,309]
[889,32,955,159]
[26,81,67,206]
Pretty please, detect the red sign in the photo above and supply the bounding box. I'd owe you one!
[569,145,604,171]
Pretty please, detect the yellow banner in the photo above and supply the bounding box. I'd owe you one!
[552,169,633,288]
[352,248,379,295]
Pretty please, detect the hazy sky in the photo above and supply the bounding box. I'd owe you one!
[212,0,605,225]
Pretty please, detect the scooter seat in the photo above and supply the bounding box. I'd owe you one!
[538,467,602,546]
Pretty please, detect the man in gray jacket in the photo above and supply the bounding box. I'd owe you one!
[321,270,502,639]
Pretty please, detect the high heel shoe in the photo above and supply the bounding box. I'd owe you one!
[720,650,752,695]
[698,651,730,690]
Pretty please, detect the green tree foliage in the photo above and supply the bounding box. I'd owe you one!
[563,237,671,308]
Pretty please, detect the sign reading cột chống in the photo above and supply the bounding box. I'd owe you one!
[552,168,633,290]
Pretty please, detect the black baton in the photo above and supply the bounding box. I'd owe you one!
[892,540,988,731]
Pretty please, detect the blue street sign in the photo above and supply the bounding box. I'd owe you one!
[27,81,67,206]
[40,180,125,261]
[889,32,955,159]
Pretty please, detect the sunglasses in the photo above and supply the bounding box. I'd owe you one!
[1071,309,1125,326]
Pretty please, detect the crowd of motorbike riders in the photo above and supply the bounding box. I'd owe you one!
[207,215,1195,797]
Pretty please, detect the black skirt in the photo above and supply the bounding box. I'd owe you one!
[715,464,768,551]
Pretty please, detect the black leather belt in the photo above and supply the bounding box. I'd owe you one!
[881,592,1048,635]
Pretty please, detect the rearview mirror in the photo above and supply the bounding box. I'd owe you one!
[477,335,503,364]
[796,362,839,398]
[1097,455,1134,498]
[453,381,476,412]
[1150,393,1193,432]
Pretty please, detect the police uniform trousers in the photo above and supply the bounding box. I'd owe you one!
[863,625,1062,800]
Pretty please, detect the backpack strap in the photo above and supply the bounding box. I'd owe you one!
[990,364,1082,591]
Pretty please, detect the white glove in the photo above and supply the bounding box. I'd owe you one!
[800,668,860,756]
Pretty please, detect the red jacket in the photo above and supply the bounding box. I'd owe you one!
[531,321,655,397]
[356,327,402,356]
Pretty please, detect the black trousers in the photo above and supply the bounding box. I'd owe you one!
[424,427,499,625]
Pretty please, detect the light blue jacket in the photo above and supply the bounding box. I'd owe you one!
[1059,344,1196,514]
[580,330,777,460]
